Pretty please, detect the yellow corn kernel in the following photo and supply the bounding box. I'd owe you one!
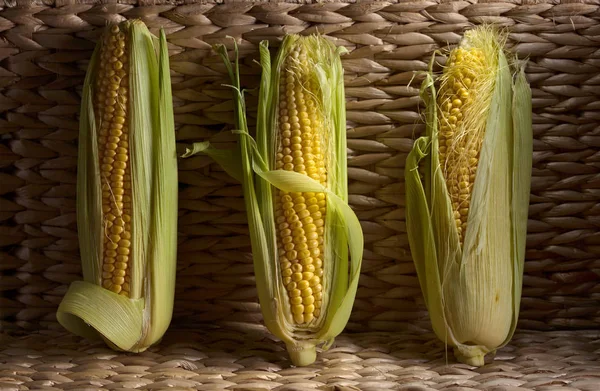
[437,46,489,244]
[273,44,326,325]
[95,25,133,296]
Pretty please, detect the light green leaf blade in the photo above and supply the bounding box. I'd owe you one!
[405,137,433,304]
[142,27,178,349]
[449,47,513,366]
[183,141,244,183]
[75,45,102,288]
[252,39,292,351]
[56,281,143,350]
[405,136,461,350]
[256,169,325,193]
[418,67,462,351]
[317,191,363,344]
[504,61,532,345]
[213,39,294,351]
[129,20,156,302]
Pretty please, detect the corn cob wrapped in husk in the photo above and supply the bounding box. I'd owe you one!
[405,26,532,366]
[56,20,177,352]
[183,35,364,366]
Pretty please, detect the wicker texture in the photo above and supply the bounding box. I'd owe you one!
[1,328,600,390]
[1,0,600,335]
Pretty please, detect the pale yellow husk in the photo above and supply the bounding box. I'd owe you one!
[405,25,532,366]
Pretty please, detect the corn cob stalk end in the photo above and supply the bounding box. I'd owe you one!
[286,343,317,367]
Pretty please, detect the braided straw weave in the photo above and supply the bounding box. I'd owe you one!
[0,0,599,364]
[0,328,598,390]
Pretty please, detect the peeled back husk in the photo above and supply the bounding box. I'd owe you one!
[56,20,178,352]
[183,35,364,366]
[405,26,532,366]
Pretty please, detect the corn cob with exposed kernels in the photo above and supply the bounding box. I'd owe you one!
[57,20,177,352]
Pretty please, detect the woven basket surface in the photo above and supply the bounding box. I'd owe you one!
[0,328,599,390]
[1,0,600,337]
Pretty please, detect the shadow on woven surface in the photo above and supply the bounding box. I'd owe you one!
[1,327,599,390]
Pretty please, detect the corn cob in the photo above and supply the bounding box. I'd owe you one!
[273,44,329,325]
[405,26,532,366]
[183,35,364,366]
[96,24,133,296]
[437,46,488,245]
[56,20,177,352]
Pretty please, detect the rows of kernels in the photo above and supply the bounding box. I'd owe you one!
[275,44,326,325]
[437,47,485,244]
[96,25,132,297]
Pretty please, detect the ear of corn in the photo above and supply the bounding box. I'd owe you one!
[56,20,178,352]
[184,35,363,366]
[405,26,532,366]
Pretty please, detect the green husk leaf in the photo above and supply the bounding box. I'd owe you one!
[405,74,462,354]
[74,43,102,289]
[316,190,362,345]
[210,41,292,350]
[449,45,513,367]
[182,141,243,183]
[129,19,156,303]
[141,27,178,348]
[503,60,532,346]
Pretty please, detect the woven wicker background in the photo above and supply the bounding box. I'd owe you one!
[1,0,599,335]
